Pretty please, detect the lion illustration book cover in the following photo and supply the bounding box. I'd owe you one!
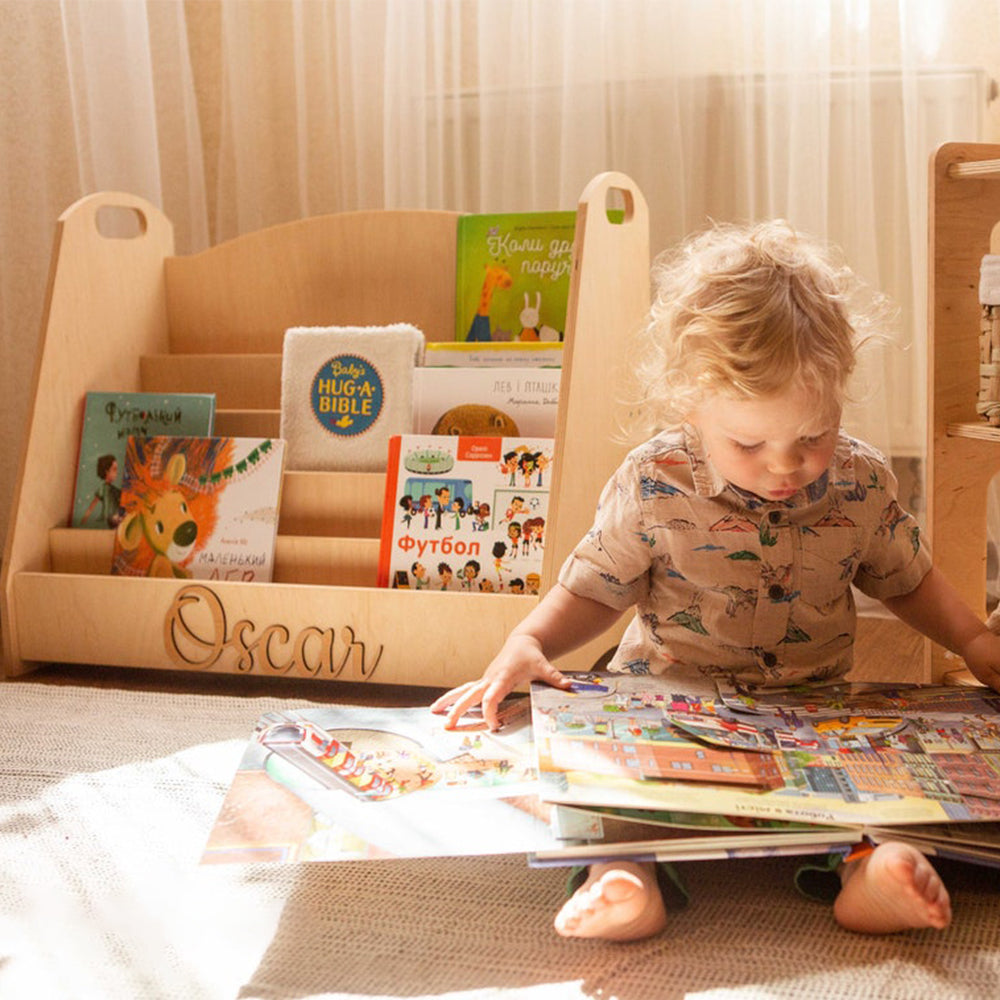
[376,433,554,593]
[454,211,576,343]
[110,435,285,583]
[69,391,216,529]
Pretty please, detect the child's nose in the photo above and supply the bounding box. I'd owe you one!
[768,447,803,474]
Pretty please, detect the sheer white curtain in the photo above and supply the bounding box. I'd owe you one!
[1,0,996,546]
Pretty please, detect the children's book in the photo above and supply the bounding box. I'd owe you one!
[69,391,216,529]
[412,366,561,438]
[454,211,576,343]
[529,672,1000,829]
[202,699,864,867]
[202,675,1000,870]
[377,434,554,594]
[201,699,569,864]
[280,324,425,472]
[110,435,285,583]
[424,341,564,368]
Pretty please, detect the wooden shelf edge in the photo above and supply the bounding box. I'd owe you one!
[945,421,1000,443]
[10,570,538,686]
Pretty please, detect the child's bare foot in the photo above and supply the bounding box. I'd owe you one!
[833,842,951,934]
[553,861,667,941]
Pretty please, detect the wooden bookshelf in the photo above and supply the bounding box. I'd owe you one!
[928,142,1000,683]
[1,175,650,686]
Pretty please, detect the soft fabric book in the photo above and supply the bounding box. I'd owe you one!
[110,435,285,583]
[280,324,425,471]
[69,391,216,529]
[412,366,561,438]
[454,211,576,343]
[377,433,555,593]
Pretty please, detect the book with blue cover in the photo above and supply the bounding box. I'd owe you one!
[70,391,216,529]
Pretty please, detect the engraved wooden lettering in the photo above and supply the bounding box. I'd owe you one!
[163,584,383,679]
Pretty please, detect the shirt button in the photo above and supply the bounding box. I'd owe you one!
[768,510,782,524]
[762,652,778,667]
[768,584,785,600]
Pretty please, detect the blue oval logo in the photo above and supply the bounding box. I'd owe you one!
[310,354,384,437]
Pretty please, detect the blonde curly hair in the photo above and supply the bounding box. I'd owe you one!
[622,220,875,438]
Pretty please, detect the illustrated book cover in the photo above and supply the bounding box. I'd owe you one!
[280,324,425,472]
[69,391,216,529]
[412,366,561,438]
[110,435,285,583]
[454,211,575,343]
[376,433,555,593]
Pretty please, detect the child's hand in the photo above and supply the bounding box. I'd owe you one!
[957,629,1000,692]
[430,633,574,731]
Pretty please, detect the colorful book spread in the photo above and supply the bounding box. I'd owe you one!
[529,673,1000,828]
[377,434,555,593]
[110,435,284,583]
[454,211,575,343]
[69,391,215,529]
[201,700,564,864]
[205,673,1000,869]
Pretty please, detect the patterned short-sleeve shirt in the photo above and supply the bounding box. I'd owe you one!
[558,426,931,687]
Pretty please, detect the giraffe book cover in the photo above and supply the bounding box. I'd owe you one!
[454,211,576,344]
[110,435,285,583]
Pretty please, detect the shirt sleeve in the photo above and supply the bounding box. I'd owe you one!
[852,454,932,601]
[557,455,654,610]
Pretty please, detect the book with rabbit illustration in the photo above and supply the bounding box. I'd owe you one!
[454,211,576,343]
[110,435,285,583]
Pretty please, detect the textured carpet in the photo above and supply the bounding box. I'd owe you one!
[2,669,999,1000]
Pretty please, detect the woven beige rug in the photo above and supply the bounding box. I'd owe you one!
[2,672,999,1000]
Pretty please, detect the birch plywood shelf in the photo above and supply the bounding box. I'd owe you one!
[928,142,1000,684]
[1,174,650,686]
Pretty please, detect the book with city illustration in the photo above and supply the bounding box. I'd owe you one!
[528,672,1000,844]
[377,433,555,593]
[110,435,284,583]
[202,699,867,867]
[203,672,1000,869]
[69,391,216,529]
[454,211,576,343]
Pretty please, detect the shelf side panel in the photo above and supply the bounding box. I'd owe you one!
[2,193,174,676]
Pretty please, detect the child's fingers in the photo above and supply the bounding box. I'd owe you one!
[442,680,492,729]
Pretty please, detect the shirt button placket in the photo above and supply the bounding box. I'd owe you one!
[751,507,794,654]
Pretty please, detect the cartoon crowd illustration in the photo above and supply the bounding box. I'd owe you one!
[390,441,553,594]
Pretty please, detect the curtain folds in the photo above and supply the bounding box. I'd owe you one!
[1,0,996,544]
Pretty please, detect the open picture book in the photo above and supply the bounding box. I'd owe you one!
[204,672,1000,870]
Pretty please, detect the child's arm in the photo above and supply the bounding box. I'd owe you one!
[882,566,1000,691]
[430,583,625,731]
